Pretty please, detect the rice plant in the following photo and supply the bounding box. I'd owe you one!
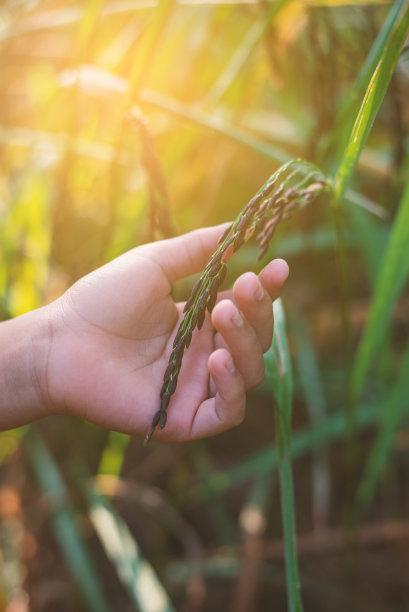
[0,1,409,611]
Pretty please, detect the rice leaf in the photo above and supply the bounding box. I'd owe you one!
[205,0,290,107]
[24,428,110,612]
[346,202,388,283]
[291,314,330,531]
[334,3,409,201]
[88,487,176,612]
[324,0,406,164]
[127,0,177,99]
[350,174,409,399]
[140,89,291,163]
[357,338,409,509]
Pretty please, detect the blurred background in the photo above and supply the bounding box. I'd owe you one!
[0,0,409,610]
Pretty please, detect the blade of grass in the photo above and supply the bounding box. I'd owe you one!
[205,0,290,107]
[126,0,177,101]
[344,188,387,220]
[350,174,409,400]
[356,337,409,509]
[139,89,291,163]
[270,299,303,612]
[87,486,176,612]
[321,0,406,165]
[346,201,388,283]
[331,205,353,376]
[57,63,291,163]
[24,427,110,612]
[333,3,409,202]
[291,314,330,532]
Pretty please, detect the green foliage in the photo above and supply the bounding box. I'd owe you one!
[334,2,409,200]
[1,1,409,610]
[350,174,409,399]
[88,486,176,612]
[25,428,110,612]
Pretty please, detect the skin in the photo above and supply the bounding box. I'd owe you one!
[0,224,289,441]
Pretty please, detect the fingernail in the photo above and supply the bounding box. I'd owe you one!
[226,357,236,373]
[232,310,243,327]
[255,282,264,301]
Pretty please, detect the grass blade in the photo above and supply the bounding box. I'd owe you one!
[350,174,409,400]
[126,0,177,99]
[291,314,330,532]
[322,0,406,164]
[88,486,176,612]
[270,299,303,612]
[357,338,409,509]
[24,428,110,612]
[346,201,388,283]
[334,4,409,201]
[205,0,290,107]
[140,88,291,163]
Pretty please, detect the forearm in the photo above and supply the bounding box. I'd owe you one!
[0,309,50,429]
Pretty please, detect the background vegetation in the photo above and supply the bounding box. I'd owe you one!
[0,0,409,610]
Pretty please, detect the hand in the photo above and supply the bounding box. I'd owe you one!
[35,225,289,441]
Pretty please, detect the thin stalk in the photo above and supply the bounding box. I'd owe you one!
[271,299,303,612]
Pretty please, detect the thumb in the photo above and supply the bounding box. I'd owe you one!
[139,224,230,282]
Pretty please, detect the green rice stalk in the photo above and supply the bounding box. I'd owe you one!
[270,299,303,612]
[146,159,331,443]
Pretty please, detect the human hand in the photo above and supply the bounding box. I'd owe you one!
[34,225,288,441]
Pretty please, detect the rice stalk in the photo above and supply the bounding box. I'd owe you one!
[129,109,175,239]
[145,159,331,443]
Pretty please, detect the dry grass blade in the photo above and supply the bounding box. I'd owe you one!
[145,159,331,443]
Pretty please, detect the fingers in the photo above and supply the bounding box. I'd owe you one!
[232,259,289,352]
[232,272,275,352]
[139,224,230,283]
[210,258,289,382]
[189,348,246,438]
[211,300,265,388]
[258,258,289,300]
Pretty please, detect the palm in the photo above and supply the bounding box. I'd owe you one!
[47,249,214,438]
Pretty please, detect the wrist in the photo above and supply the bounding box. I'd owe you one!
[0,307,52,429]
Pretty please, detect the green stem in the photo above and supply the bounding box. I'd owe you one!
[275,405,303,612]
